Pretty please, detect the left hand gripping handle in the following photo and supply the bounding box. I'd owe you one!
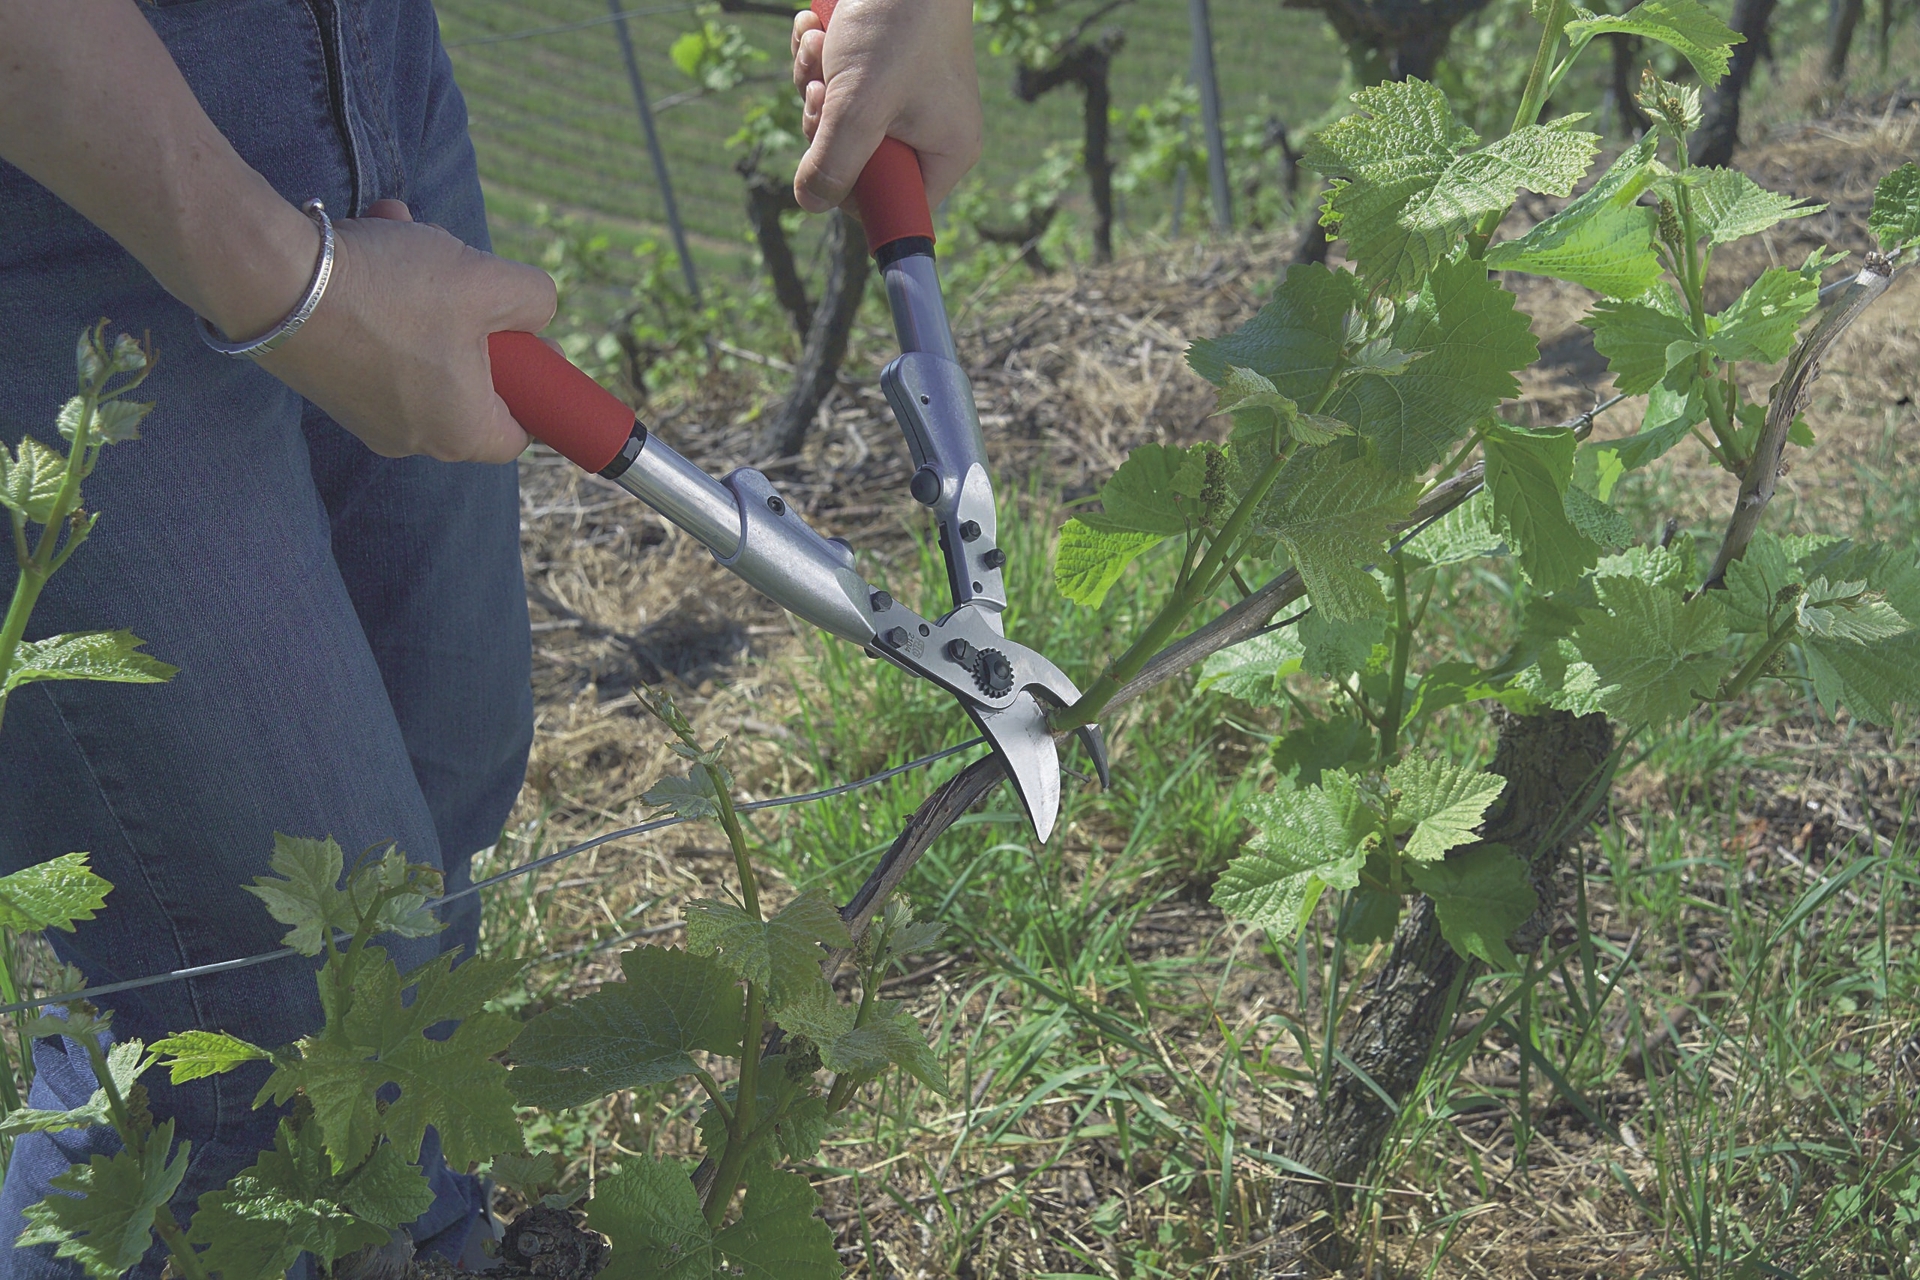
[489,330,636,475]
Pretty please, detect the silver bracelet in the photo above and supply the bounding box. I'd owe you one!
[195,199,336,359]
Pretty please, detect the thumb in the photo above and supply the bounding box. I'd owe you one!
[366,199,414,222]
[794,73,888,213]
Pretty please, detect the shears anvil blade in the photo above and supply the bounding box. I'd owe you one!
[968,692,1064,843]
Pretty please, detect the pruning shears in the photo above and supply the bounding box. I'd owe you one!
[488,0,1106,842]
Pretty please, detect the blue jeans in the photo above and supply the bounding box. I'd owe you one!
[0,2,533,1274]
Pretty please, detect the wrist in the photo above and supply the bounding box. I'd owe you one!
[189,190,322,343]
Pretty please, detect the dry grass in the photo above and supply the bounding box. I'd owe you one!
[494,105,1920,1278]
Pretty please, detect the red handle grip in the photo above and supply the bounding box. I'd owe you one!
[488,331,635,474]
[809,0,937,255]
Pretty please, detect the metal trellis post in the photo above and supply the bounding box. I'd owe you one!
[1187,0,1232,232]
[608,0,702,300]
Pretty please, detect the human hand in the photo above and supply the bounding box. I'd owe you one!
[790,0,981,215]
[255,200,556,464]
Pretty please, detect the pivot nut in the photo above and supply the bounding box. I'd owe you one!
[909,467,940,506]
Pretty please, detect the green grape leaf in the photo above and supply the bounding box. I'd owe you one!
[1686,168,1821,246]
[769,1093,830,1164]
[487,1152,562,1204]
[3,630,176,697]
[259,949,525,1172]
[874,897,946,967]
[1408,844,1537,969]
[1305,79,1598,293]
[349,848,444,945]
[2,1041,147,1136]
[1261,444,1419,620]
[510,946,745,1109]
[1342,887,1403,945]
[56,396,152,446]
[590,1153,841,1280]
[1385,758,1507,862]
[1270,714,1375,787]
[693,1055,831,1172]
[712,1168,841,1280]
[1576,443,1628,503]
[1566,0,1743,84]
[1401,490,1503,566]
[1572,576,1732,725]
[243,836,441,958]
[685,889,850,1015]
[1213,772,1377,937]
[1485,135,1661,297]
[1080,443,1196,537]
[1482,424,1599,593]
[242,835,359,957]
[1800,538,1920,615]
[1597,380,1706,472]
[1326,257,1541,473]
[186,1117,432,1278]
[1403,660,1515,722]
[1562,483,1636,549]
[0,435,68,523]
[1709,266,1819,364]
[148,1030,270,1085]
[1300,607,1388,679]
[1723,531,1800,633]
[1218,366,1295,434]
[1053,519,1164,607]
[769,980,943,1090]
[1597,541,1699,590]
[1640,75,1706,142]
[643,770,721,821]
[1870,162,1920,251]
[1509,635,1607,716]
[1196,630,1306,707]
[17,1118,189,1279]
[1803,630,1920,726]
[1584,291,1700,395]
[1796,578,1910,643]
[1188,262,1358,400]
[0,851,111,933]
[589,1156,716,1280]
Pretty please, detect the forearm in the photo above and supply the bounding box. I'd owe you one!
[0,0,313,339]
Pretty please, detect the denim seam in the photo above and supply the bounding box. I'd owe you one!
[299,0,366,214]
[344,4,404,201]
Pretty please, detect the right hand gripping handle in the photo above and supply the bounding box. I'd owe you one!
[808,0,937,256]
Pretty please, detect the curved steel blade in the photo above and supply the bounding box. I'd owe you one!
[967,691,1062,842]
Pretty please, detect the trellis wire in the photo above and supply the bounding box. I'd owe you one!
[0,737,987,1019]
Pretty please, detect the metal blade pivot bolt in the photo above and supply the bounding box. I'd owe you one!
[946,638,973,665]
[910,467,940,505]
[959,520,981,542]
[869,590,893,612]
[884,627,911,648]
[982,548,1006,569]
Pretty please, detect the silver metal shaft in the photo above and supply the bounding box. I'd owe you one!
[610,434,741,558]
[882,252,958,360]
